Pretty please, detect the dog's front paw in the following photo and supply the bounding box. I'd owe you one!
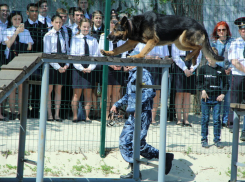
[100,49,112,56]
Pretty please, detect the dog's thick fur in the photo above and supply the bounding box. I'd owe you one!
[100,11,224,65]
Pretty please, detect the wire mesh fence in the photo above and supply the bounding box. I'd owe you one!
[0,0,245,158]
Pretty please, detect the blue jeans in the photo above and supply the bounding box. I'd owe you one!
[221,89,230,124]
[201,96,221,143]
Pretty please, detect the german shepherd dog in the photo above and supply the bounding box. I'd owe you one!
[100,11,224,65]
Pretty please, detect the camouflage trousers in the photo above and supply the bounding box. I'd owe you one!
[119,110,159,163]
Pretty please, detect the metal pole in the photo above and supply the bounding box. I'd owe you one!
[133,67,143,180]
[158,67,169,182]
[100,0,111,158]
[17,80,29,181]
[230,109,239,182]
[36,62,49,182]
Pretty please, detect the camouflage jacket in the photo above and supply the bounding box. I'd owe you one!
[114,67,156,112]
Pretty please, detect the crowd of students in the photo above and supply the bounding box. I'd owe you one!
[1,0,245,150]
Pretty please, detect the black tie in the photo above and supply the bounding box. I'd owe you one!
[44,17,46,25]
[33,23,37,28]
[113,43,117,49]
[84,37,89,56]
[14,29,19,43]
[56,31,62,54]
[243,47,245,59]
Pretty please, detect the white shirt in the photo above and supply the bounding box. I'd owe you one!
[0,20,8,33]
[133,43,169,58]
[93,25,101,31]
[98,33,127,58]
[43,28,69,70]
[84,12,90,19]
[70,34,99,71]
[65,19,73,28]
[228,37,245,76]
[2,26,34,59]
[27,18,39,27]
[171,44,202,71]
[71,23,79,36]
[38,14,52,27]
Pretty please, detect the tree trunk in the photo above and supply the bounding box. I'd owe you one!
[171,0,204,114]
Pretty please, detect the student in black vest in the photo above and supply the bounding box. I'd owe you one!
[70,18,100,123]
[43,15,70,122]
[37,0,52,28]
[90,10,104,119]
[25,3,46,118]
[3,11,33,120]
[56,8,73,119]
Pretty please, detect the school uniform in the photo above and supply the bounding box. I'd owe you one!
[98,33,127,85]
[70,34,99,89]
[38,14,52,28]
[71,23,79,36]
[2,26,34,64]
[43,27,70,85]
[134,43,169,86]
[0,20,8,33]
[24,18,48,52]
[171,44,202,94]
[91,24,105,43]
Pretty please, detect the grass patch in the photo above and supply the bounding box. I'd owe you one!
[6,164,17,170]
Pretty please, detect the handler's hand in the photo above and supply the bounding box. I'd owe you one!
[110,105,117,113]
[217,94,225,102]
[201,90,209,102]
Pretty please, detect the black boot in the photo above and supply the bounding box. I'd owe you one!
[165,153,174,175]
[120,163,142,179]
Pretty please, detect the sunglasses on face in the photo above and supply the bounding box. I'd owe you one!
[217,29,227,32]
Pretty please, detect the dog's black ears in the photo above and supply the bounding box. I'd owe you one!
[121,16,128,27]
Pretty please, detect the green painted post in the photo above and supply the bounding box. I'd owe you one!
[100,0,111,158]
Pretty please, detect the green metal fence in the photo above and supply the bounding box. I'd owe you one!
[0,0,245,159]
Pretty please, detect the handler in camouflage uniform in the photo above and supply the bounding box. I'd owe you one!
[110,66,174,179]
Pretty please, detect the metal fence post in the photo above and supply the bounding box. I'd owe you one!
[133,67,143,180]
[230,109,239,182]
[158,67,169,182]
[36,62,49,182]
[17,80,29,181]
[100,0,111,158]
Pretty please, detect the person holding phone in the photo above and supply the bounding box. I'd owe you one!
[2,11,33,120]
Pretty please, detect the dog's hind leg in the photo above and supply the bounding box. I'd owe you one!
[175,30,204,65]
[100,39,139,57]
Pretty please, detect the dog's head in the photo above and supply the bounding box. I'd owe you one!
[107,16,129,43]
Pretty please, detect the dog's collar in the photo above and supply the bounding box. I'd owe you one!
[127,19,133,37]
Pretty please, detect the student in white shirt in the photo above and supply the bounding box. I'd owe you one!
[0,4,9,33]
[99,17,126,121]
[37,0,52,28]
[3,11,33,120]
[43,15,70,122]
[171,44,202,127]
[0,24,8,121]
[70,18,100,123]
[134,43,170,125]
[71,7,84,36]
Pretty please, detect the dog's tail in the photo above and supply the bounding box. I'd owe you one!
[202,32,224,62]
